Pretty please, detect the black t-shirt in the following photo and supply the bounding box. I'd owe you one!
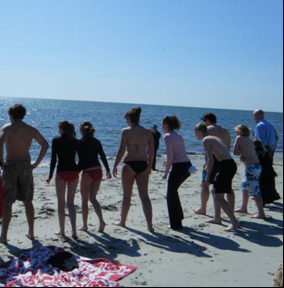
[78,137,110,172]
[49,136,79,179]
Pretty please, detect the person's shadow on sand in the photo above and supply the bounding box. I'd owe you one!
[266,202,283,214]
[176,227,250,253]
[125,227,211,258]
[235,221,283,247]
[62,233,141,260]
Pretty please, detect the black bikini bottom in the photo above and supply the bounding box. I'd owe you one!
[124,161,148,174]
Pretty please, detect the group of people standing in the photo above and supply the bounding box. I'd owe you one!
[0,104,280,244]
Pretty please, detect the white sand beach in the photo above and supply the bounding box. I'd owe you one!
[0,159,283,287]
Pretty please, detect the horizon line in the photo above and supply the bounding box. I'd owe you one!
[0,95,283,114]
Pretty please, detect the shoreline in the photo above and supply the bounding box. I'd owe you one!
[0,158,283,287]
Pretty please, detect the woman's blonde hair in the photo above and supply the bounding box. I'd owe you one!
[234,125,251,137]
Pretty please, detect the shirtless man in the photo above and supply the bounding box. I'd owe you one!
[195,123,240,232]
[194,113,235,215]
[234,125,266,219]
[0,104,49,244]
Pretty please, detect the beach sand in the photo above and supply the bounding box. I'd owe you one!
[0,159,283,287]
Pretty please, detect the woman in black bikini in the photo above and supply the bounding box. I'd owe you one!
[47,121,79,239]
[113,107,155,233]
[78,122,112,233]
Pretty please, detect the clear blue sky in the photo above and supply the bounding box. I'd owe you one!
[0,0,283,112]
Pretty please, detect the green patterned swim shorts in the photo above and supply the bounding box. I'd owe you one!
[2,160,34,204]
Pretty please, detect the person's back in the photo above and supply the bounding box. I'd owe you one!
[52,136,79,173]
[124,126,152,162]
[203,136,232,162]
[235,136,259,166]
[164,131,189,164]
[208,125,231,150]
[5,121,39,161]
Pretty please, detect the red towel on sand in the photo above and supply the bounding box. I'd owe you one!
[0,177,4,220]
[0,246,137,287]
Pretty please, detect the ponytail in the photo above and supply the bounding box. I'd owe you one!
[162,115,181,131]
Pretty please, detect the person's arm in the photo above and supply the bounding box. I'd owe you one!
[255,125,268,147]
[113,130,127,178]
[233,137,241,156]
[148,132,155,174]
[163,135,174,179]
[203,140,214,183]
[98,141,112,179]
[0,126,9,166]
[47,139,57,182]
[32,129,49,170]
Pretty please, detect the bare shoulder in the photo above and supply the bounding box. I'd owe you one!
[207,125,216,133]
[1,123,12,131]
[203,136,213,145]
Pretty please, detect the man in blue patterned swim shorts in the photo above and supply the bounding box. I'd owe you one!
[233,125,266,219]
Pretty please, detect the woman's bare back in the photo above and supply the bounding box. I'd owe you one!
[123,126,152,162]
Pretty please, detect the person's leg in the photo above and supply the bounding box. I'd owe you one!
[23,201,35,240]
[214,193,240,231]
[136,169,154,233]
[227,190,235,211]
[206,189,222,225]
[89,181,105,233]
[67,178,79,239]
[235,190,250,214]
[194,181,210,215]
[252,196,266,219]
[152,149,157,170]
[115,165,135,227]
[55,175,67,237]
[167,164,189,229]
[0,202,13,244]
[79,174,92,231]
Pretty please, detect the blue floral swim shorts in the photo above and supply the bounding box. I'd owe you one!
[242,163,262,197]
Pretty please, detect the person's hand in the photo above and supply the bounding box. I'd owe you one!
[106,171,112,179]
[163,161,167,168]
[31,162,39,170]
[148,166,152,175]
[162,173,168,180]
[46,178,52,184]
[240,156,246,163]
[113,167,118,178]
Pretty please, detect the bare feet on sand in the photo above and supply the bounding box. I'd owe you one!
[78,226,88,232]
[26,234,37,241]
[98,222,106,233]
[0,237,8,245]
[193,208,206,215]
[148,226,155,233]
[206,219,222,225]
[235,208,248,214]
[114,222,126,228]
[72,234,79,240]
[55,231,66,237]
[252,214,266,220]
[224,223,241,232]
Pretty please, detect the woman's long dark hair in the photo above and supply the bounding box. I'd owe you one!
[59,121,76,140]
[80,121,95,140]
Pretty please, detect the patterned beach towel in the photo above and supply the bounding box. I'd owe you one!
[0,246,136,287]
[0,177,4,220]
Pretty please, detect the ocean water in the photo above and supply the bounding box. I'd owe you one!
[0,97,283,171]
